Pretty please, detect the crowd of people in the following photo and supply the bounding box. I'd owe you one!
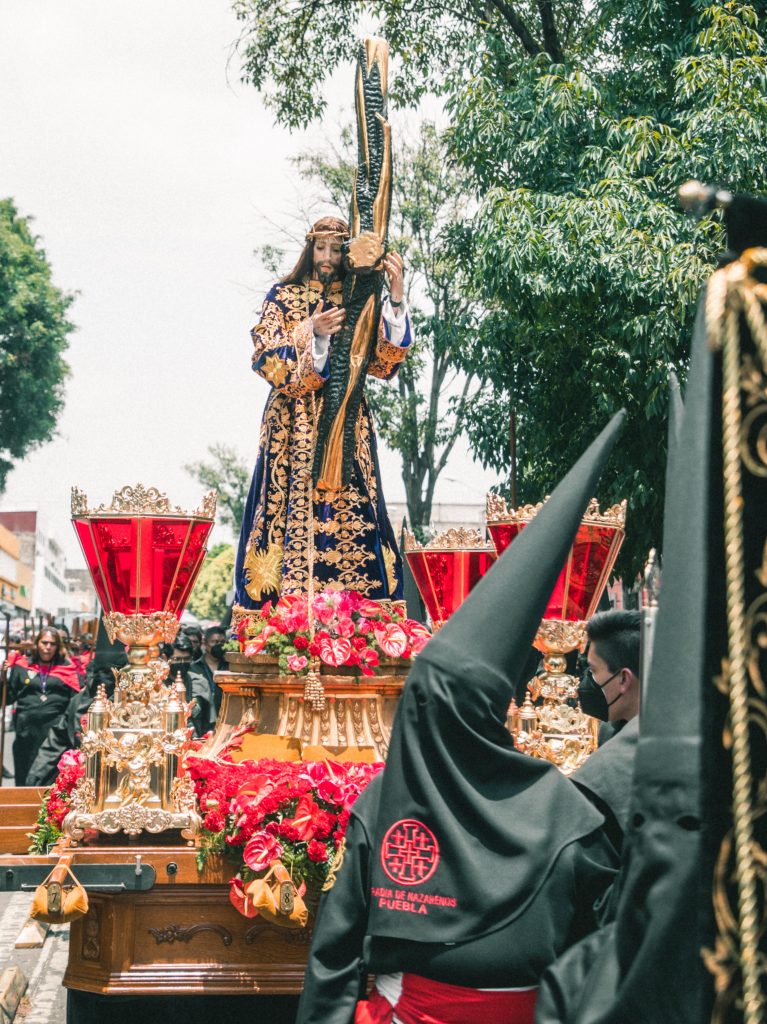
[0,620,228,786]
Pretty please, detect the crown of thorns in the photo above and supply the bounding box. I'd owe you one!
[305,228,350,241]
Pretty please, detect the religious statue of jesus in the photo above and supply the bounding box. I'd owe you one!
[233,214,412,609]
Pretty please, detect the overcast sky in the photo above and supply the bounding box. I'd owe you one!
[0,0,494,563]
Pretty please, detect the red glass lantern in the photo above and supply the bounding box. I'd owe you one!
[486,497,626,622]
[71,484,216,648]
[404,528,496,629]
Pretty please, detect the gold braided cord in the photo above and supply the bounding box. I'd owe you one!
[710,255,765,1024]
[304,391,325,712]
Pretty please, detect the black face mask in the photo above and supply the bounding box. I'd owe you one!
[168,659,190,681]
[210,643,225,661]
[578,666,622,721]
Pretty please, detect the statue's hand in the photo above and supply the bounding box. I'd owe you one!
[384,252,405,303]
[312,300,346,336]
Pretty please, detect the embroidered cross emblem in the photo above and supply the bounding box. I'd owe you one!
[381,819,440,885]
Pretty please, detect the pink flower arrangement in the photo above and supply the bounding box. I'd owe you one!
[232,589,431,676]
[188,752,383,917]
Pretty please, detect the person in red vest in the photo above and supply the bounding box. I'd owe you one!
[3,627,82,785]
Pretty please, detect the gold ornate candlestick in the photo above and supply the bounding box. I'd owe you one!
[64,484,216,841]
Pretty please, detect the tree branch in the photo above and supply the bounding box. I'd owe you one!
[435,373,476,476]
[486,0,543,57]
[536,0,564,62]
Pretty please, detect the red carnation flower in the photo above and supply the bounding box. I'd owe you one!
[307,840,329,863]
[293,635,309,650]
[203,810,226,833]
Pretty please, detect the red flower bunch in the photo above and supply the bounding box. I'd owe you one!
[28,749,86,852]
[234,588,431,676]
[188,752,383,917]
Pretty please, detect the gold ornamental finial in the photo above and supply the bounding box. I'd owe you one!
[486,493,627,530]
[404,527,489,551]
[71,484,217,520]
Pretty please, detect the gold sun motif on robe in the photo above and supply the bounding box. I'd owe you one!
[244,542,283,600]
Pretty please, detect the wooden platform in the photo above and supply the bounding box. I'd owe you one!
[0,786,46,854]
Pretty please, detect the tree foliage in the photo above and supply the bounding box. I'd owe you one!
[184,443,250,536]
[187,542,236,621]
[0,199,74,492]
[446,0,767,575]
[287,123,482,532]
[232,0,767,575]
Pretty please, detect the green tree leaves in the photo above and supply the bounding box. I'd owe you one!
[0,200,74,492]
[187,542,236,621]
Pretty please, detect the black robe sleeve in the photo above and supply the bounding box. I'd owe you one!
[296,809,372,1024]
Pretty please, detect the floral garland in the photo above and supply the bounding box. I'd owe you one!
[231,589,431,675]
[28,749,85,854]
[188,752,383,918]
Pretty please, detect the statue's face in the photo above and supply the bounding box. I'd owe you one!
[313,237,343,285]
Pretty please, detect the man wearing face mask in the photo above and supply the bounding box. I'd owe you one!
[167,634,215,738]
[193,625,227,714]
[573,610,641,853]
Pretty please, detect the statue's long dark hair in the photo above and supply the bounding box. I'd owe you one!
[280,216,350,285]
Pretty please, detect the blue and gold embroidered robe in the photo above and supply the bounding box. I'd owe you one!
[234,278,412,608]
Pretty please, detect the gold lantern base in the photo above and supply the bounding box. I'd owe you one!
[63,613,200,844]
[509,619,598,776]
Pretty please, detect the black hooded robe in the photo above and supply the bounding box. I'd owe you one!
[297,772,617,1024]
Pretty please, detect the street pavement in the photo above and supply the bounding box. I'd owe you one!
[2,716,68,1022]
[0,890,69,1023]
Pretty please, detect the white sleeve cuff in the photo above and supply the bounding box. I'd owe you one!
[382,297,408,346]
[312,331,330,372]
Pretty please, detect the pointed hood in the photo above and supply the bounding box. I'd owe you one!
[366,412,625,944]
[661,371,685,564]
[723,192,767,256]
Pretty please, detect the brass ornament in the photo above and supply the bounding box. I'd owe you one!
[486,493,627,529]
[71,483,216,520]
[103,611,180,646]
[403,527,488,551]
[509,619,597,777]
[534,619,587,656]
[63,645,199,843]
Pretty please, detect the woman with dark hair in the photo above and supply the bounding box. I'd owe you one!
[4,627,82,785]
[234,215,412,608]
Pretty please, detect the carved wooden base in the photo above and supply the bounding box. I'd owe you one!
[54,845,309,996]
[65,886,309,995]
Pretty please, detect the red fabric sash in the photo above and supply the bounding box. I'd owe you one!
[13,655,81,692]
[354,974,537,1024]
